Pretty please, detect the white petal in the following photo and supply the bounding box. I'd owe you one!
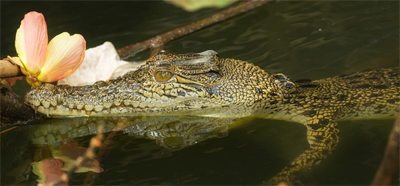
[58,42,143,86]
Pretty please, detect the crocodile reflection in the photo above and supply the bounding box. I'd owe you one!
[29,116,233,150]
[29,116,233,184]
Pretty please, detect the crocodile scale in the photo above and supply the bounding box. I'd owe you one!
[25,50,399,184]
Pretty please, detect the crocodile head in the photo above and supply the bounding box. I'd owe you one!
[25,50,281,117]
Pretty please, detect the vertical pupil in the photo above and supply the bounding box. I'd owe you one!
[156,71,171,82]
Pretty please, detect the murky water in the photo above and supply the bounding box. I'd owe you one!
[1,1,399,185]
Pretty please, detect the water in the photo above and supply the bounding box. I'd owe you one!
[1,1,399,185]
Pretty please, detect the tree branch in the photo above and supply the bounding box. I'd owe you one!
[371,108,399,185]
[0,59,23,78]
[1,0,269,78]
[116,0,269,59]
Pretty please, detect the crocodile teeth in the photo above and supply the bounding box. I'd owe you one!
[139,102,147,108]
[57,95,62,105]
[124,100,132,106]
[42,101,50,108]
[76,104,83,110]
[114,99,121,106]
[50,99,57,107]
[85,104,94,111]
[94,105,103,112]
[31,100,41,107]
[103,102,112,109]
[132,101,139,107]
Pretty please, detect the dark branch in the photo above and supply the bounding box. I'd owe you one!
[116,0,269,59]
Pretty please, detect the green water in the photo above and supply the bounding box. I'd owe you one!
[1,1,399,185]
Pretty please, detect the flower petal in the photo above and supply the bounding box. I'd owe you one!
[15,11,48,74]
[38,32,86,82]
[57,42,143,86]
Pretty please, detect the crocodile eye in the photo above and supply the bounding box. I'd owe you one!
[155,71,172,82]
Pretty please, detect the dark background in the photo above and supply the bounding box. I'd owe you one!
[1,1,399,185]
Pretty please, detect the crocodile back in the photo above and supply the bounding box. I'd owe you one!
[295,67,400,120]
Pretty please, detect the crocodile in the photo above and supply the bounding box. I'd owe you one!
[24,50,400,184]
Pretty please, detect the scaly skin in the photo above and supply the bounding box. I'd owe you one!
[25,50,399,184]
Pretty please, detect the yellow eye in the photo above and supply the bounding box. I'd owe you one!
[155,71,172,82]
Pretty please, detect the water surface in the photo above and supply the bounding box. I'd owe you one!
[1,1,398,185]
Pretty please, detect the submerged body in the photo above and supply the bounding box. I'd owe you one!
[25,50,399,119]
[25,50,399,184]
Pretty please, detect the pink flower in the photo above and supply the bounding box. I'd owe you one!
[8,11,86,87]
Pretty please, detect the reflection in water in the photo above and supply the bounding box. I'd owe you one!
[32,159,67,186]
[29,117,233,150]
[51,142,104,173]
[27,117,233,184]
[31,142,104,186]
[1,1,399,185]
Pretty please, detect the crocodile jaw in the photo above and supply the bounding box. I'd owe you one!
[25,82,222,117]
[24,50,277,117]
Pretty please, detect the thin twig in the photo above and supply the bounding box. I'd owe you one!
[1,0,269,79]
[82,118,129,186]
[116,0,269,59]
[39,127,104,186]
[0,126,19,134]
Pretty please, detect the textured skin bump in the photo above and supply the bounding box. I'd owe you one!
[25,50,399,184]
